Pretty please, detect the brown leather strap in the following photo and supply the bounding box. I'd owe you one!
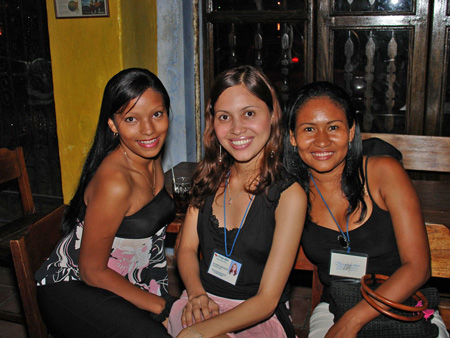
[360,274,428,322]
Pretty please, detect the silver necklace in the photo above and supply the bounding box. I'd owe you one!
[227,185,245,205]
[226,172,259,205]
[122,149,156,196]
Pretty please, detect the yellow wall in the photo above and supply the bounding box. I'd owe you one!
[46,0,157,202]
[121,1,158,70]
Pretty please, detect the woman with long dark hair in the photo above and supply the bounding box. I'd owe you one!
[168,65,307,338]
[284,81,448,338]
[35,68,175,337]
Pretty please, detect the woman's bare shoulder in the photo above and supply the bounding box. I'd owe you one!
[85,152,133,204]
[283,181,306,200]
[365,155,405,178]
[365,155,412,193]
[278,181,307,214]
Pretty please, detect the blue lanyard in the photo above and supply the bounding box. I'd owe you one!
[223,172,254,257]
[309,173,351,253]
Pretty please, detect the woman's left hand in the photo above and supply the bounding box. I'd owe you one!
[181,293,219,326]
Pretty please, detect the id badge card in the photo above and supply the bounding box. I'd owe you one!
[329,250,368,279]
[207,251,242,285]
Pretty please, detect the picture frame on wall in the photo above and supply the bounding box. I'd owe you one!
[54,0,109,19]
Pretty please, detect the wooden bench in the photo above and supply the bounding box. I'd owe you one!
[361,133,450,174]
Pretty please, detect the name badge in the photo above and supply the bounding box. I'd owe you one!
[208,251,242,285]
[329,250,368,279]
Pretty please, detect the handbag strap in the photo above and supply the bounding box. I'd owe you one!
[360,274,428,322]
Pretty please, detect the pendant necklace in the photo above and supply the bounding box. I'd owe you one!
[223,171,254,257]
[309,173,351,252]
[227,185,245,205]
[123,148,156,196]
[226,172,258,205]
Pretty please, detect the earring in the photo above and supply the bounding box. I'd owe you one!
[219,145,223,163]
[270,150,275,158]
[113,132,118,137]
[293,145,298,153]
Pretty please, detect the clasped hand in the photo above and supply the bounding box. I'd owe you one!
[181,294,220,327]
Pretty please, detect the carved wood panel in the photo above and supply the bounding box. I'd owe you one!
[316,0,429,134]
[203,0,450,137]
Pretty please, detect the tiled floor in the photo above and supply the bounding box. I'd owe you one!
[0,254,312,338]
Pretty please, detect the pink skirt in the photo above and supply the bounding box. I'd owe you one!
[168,291,289,337]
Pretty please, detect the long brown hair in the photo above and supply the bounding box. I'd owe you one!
[190,65,284,208]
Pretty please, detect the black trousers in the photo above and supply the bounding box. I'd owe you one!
[36,281,171,338]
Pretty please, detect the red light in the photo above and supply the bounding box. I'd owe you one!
[292,57,299,63]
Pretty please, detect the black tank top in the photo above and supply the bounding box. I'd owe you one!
[301,158,402,303]
[196,173,298,337]
[197,173,296,301]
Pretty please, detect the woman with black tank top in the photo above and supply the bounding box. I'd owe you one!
[35,68,175,337]
[284,81,448,338]
[167,66,307,338]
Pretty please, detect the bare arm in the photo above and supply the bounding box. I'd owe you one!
[326,156,430,338]
[78,168,166,315]
[177,182,307,338]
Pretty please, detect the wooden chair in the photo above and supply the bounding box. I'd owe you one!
[0,147,42,266]
[0,147,34,214]
[10,204,66,338]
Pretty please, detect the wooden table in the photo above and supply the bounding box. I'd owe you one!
[164,162,450,232]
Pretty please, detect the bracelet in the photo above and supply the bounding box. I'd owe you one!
[150,294,174,322]
[187,326,203,337]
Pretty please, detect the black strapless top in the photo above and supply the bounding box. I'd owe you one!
[116,187,176,238]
